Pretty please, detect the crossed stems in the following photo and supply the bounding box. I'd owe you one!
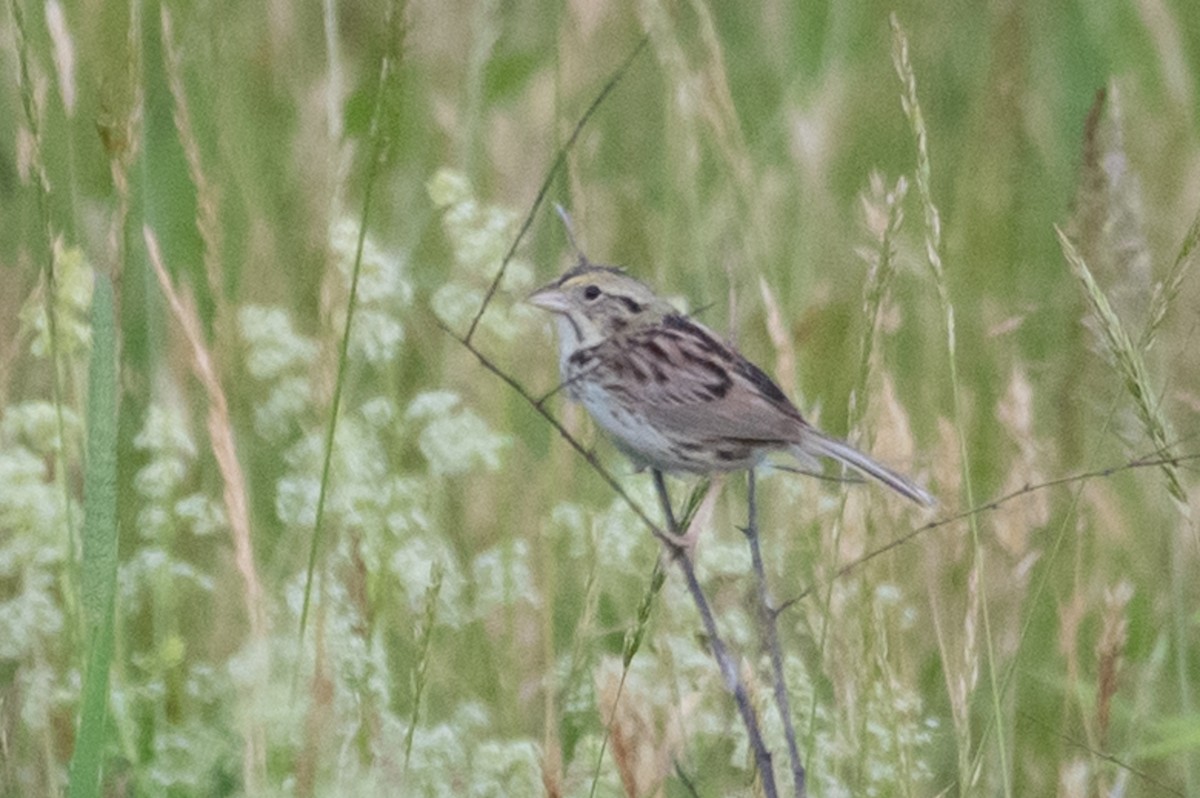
[651,469,805,798]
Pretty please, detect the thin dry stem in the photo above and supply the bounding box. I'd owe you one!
[145,225,267,791]
[891,16,1006,789]
[464,34,649,344]
[11,0,81,596]
[596,662,680,798]
[743,469,806,797]
[651,470,779,798]
[1094,582,1132,750]
[1020,711,1184,797]
[958,563,981,786]
[145,227,265,639]
[782,449,1200,609]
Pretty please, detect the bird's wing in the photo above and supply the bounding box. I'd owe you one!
[594,315,805,443]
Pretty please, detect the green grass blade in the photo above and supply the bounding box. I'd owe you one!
[67,273,119,798]
[298,0,407,646]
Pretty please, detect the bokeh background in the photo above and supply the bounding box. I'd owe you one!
[2,0,1199,795]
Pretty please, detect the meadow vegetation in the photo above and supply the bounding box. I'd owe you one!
[1,1,1198,795]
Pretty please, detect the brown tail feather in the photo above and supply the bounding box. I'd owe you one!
[797,431,935,507]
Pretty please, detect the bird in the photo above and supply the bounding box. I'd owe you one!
[527,259,934,506]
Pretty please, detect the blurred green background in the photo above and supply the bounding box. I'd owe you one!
[1,0,1198,795]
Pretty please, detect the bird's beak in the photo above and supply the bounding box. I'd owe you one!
[526,282,569,314]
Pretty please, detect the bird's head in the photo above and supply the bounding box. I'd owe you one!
[528,262,674,350]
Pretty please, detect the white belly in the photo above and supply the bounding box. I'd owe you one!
[573,380,684,471]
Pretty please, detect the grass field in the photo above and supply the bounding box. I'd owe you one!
[2,1,1199,795]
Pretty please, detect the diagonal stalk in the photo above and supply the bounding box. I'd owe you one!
[651,470,779,798]
[742,469,806,797]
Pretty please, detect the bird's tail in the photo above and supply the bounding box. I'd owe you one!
[797,430,935,507]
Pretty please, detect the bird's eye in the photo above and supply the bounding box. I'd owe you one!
[583,285,601,300]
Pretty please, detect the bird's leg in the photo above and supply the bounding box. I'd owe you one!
[651,469,679,533]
